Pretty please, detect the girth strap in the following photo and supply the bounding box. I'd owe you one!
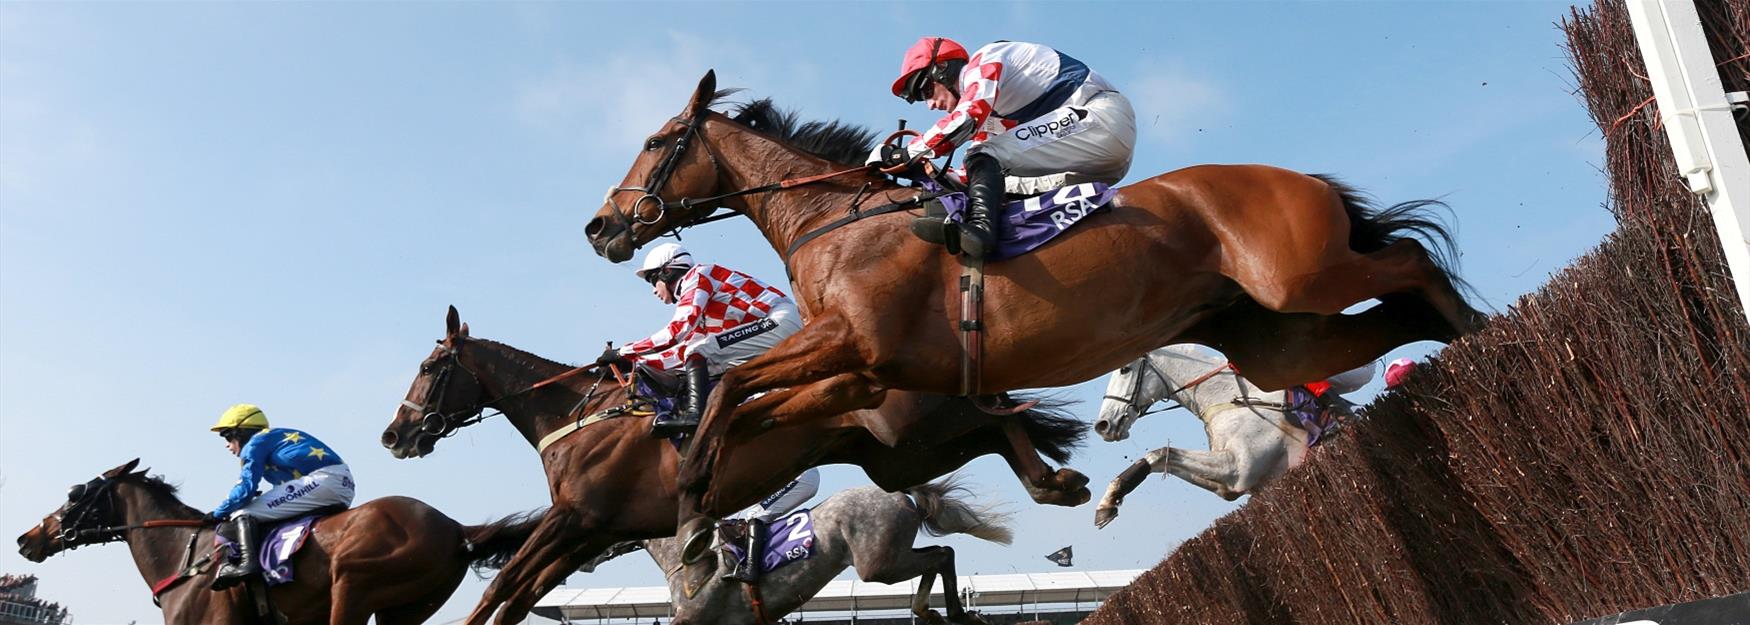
[959,257,986,397]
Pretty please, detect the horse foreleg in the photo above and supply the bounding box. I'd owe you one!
[464,510,585,625]
[680,314,868,504]
[492,540,609,625]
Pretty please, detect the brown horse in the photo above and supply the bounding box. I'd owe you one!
[584,71,1486,539]
[15,458,538,625]
[379,306,1082,625]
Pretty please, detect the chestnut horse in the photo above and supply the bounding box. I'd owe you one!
[15,459,538,625]
[584,71,1485,541]
[379,307,1081,625]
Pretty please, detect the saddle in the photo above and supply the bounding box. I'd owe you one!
[907,181,1118,261]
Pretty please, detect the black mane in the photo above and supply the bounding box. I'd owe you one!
[130,472,182,496]
[720,96,878,167]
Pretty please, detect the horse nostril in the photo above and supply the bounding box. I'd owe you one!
[585,216,607,238]
[1093,420,1110,434]
[380,431,399,449]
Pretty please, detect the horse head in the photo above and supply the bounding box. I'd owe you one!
[587,70,728,263]
[382,305,489,459]
[17,459,142,562]
[1094,355,1168,442]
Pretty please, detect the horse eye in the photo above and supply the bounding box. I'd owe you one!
[1119,366,1132,374]
[645,137,664,151]
[420,363,431,374]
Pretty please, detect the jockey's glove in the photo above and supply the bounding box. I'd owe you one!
[865,144,910,169]
[595,346,627,368]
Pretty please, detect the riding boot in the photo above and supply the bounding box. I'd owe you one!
[727,520,765,584]
[651,357,709,438]
[957,152,1002,259]
[211,516,261,590]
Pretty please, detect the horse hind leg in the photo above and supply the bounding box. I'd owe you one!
[855,545,971,625]
[1245,239,1484,338]
[999,420,1089,507]
[1185,295,1451,390]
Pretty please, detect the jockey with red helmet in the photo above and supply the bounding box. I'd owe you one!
[870,37,1137,259]
[597,243,802,437]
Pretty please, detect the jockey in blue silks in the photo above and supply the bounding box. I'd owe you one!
[208,403,355,589]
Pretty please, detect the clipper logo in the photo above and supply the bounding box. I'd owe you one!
[1012,108,1090,142]
[715,318,777,349]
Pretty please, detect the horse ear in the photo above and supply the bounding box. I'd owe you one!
[685,69,717,118]
[459,322,469,338]
[104,458,141,478]
[446,305,461,338]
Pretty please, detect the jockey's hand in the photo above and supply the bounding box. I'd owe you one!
[865,144,910,169]
[595,346,627,368]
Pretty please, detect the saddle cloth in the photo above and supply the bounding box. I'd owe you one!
[931,181,1118,261]
[724,509,816,575]
[216,514,323,586]
[1284,387,1340,447]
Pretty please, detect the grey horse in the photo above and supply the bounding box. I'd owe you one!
[1091,344,1375,528]
[587,479,1010,625]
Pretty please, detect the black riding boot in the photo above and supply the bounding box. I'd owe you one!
[651,357,709,438]
[727,520,766,584]
[211,516,261,590]
[957,152,1003,259]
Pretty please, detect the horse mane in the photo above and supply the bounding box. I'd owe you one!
[471,337,572,374]
[121,471,205,517]
[718,95,879,167]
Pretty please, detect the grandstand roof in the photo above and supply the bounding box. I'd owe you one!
[532,569,1144,621]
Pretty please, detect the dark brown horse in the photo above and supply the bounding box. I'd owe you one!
[15,458,538,625]
[379,307,1082,625]
[584,71,1486,538]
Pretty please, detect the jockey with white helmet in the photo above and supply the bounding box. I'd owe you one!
[869,37,1137,259]
[599,243,802,437]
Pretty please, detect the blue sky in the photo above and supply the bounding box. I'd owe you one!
[0,2,1610,623]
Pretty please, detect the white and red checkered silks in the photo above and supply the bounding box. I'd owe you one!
[618,264,802,375]
[904,40,1138,195]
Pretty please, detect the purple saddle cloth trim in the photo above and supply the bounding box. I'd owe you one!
[216,514,321,586]
[939,182,1117,261]
[1284,387,1336,447]
[724,509,816,575]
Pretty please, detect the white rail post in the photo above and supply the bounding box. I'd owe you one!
[1626,0,1750,323]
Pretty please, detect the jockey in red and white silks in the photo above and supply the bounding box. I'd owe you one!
[601,243,802,436]
[873,37,1137,259]
[904,39,1136,192]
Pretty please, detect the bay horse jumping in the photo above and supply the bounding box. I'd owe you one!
[379,307,1081,625]
[588,479,1010,625]
[583,71,1485,542]
[15,458,538,625]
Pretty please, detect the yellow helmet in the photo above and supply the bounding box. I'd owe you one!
[210,403,270,432]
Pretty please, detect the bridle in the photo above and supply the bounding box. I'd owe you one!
[400,341,625,439]
[602,111,896,249]
[49,475,210,551]
[1102,356,1237,421]
[401,344,494,438]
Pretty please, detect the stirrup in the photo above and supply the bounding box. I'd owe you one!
[910,212,952,245]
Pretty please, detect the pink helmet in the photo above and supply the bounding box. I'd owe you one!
[891,37,970,101]
[1384,358,1416,389]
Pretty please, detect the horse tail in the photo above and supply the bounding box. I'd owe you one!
[1314,174,1478,299]
[1005,393,1085,465]
[907,474,1014,545]
[462,508,546,571]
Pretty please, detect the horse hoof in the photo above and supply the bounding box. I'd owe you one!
[1054,468,1090,491]
[1094,505,1118,529]
[679,519,714,564]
